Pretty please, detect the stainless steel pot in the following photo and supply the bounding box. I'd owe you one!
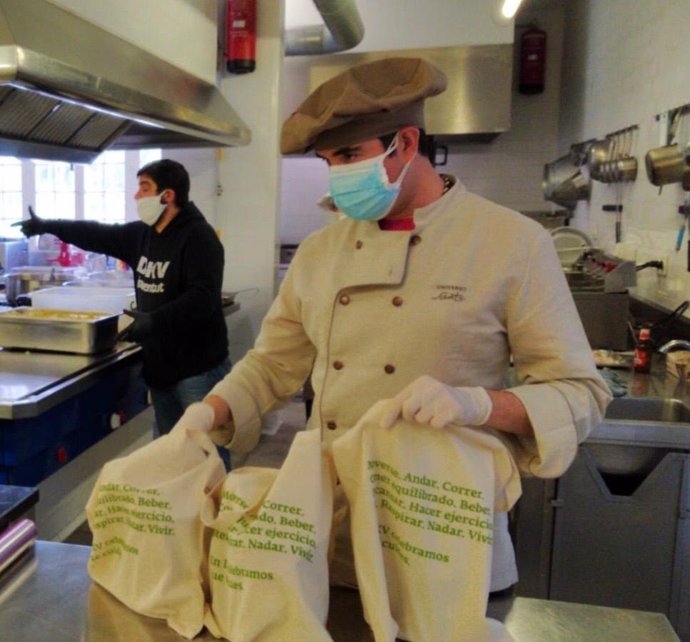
[607,156,638,183]
[645,143,685,186]
[683,144,690,191]
[5,267,76,305]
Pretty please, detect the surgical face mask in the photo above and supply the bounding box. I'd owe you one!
[328,136,412,221]
[136,191,167,226]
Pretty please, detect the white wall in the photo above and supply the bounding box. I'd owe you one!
[558,0,690,314]
[213,1,284,363]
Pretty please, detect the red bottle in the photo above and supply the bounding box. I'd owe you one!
[633,327,652,373]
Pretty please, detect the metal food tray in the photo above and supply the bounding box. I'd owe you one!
[0,307,119,354]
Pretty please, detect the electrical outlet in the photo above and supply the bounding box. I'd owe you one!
[659,253,670,277]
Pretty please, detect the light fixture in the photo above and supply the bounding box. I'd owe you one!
[501,0,524,19]
[492,0,525,26]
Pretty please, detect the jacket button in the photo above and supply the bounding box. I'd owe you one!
[410,235,422,246]
[355,240,363,249]
[339,294,350,305]
[392,296,403,306]
[333,360,344,370]
[327,421,337,430]
[384,364,396,374]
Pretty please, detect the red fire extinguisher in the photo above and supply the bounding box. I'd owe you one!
[519,27,546,94]
[225,0,256,74]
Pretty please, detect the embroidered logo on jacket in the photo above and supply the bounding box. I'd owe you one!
[136,256,170,294]
[432,285,466,302]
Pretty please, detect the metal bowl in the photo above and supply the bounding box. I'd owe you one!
[587,138,612,181]
[543,154,580,200]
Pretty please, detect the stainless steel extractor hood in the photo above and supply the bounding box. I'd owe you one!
[307,45,513,143]
[0,0,250,163]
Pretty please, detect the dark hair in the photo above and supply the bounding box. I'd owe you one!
[137,159,190,206]
[378,128,431,160]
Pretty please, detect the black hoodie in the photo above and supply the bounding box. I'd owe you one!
[42,203,229,388]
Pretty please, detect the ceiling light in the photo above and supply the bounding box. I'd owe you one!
[501,0,524,19]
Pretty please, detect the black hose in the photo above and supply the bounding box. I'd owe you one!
[635,260,664,272]
[650,300,690,332]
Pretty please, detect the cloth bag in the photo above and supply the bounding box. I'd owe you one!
[202,428,334,642]
[85,422,226,639]
[331,400,521,642]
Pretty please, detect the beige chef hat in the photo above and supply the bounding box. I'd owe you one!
[280,57,447,154]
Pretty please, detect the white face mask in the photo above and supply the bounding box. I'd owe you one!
[136,192,167,226]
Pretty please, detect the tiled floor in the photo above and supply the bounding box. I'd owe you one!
[62,400,308,546]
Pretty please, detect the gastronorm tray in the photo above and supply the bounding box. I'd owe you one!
[0,307,119,354]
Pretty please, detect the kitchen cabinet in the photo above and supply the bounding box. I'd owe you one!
[0,344,151,539]
[514,447,690,641]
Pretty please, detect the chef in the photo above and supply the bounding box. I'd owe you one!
[179,56,612,593]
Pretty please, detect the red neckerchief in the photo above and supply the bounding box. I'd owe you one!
[378,218,415,231]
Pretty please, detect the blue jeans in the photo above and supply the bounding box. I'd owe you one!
[149,358,232,469]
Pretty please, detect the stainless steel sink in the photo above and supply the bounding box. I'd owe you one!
[587,397,690,476]
[604,396,690,423]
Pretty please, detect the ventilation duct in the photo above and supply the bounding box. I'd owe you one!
[0,0,250,163]
[285,0,364,56]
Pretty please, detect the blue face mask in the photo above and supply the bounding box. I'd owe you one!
[328,137,411,221]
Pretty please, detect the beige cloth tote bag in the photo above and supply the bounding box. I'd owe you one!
[332,400,521,642]
[86,422,226,639]
[202,428,335,642]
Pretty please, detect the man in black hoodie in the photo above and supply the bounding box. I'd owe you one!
[13,159,231,456]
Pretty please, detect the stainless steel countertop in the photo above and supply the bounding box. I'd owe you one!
[0,300,240,420]
[0,342,142,419]
[0,541,679,641]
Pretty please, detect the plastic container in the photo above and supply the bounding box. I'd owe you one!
[27,286,135,314]
[66,270,134,288]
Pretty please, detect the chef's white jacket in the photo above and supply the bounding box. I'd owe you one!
[210,179,612,589]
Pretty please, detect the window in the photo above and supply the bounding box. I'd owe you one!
[34,160,76,219]
[84,151,126,223]
[0,156,22,235]
[0,150,162,229]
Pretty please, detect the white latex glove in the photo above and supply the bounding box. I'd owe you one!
[174,401,216,434]
[379,375,493,430]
